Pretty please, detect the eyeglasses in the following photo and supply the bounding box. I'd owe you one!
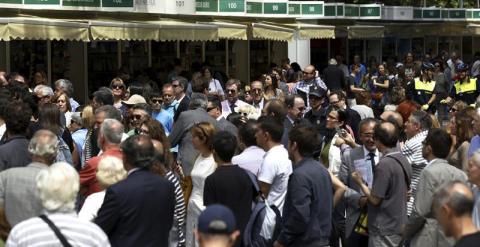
[330,101,340,105]
[151,99,162,104]
[112,85,124,90]
[226,89,237,94]
[297,107,306,112]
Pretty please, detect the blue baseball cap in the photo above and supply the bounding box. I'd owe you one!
[198,204,236,234]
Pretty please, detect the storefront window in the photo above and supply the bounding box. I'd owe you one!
[10,40,47,87]
[311,39,328,70]
[348,39,363,63]
[121,41,148,75]
[151,41,177,83]
[366,39,381,66]
[412,38,424,59]
[425,37,437,57]
[250,40,269,81]
[397,38,411,61]
[180,41,203,74]
[88,41,118,94]
[382,37,396,62]
[330,37,347,62]
[205,40,226,76]
[462,36,473,63]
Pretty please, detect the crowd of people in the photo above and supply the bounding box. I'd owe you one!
[0,51,480,247]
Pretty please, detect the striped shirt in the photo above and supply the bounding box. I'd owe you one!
[166,171,186,246]
[401,130,428,216]
[7,212,110,247]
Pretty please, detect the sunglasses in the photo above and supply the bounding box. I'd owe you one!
[251,88,262,93]
[112,85,124,90]
[132,114,143,120]
[226,89,237,94]
[151,99,162,104]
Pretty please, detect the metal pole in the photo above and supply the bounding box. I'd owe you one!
[47,40,52,86]
[148,41,152,67]
[225,39,229,76]
[5,41,10,73]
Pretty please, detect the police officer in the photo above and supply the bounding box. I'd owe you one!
[444,63,480,106]
[408,62,437,113]
[304,85,328,136]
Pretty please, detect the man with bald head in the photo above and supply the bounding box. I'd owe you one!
[294,65,327,109]
[433,181,480,247]
[352,121,412,247]
[380,111,403,128]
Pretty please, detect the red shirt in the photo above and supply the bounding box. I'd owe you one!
[79,148,123,197]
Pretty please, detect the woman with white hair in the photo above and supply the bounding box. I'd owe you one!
[79,156,126,221]
[7,163,110,246]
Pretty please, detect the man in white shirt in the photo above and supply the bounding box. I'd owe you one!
[221,79,250,118]
[232,120,265,175]
[255,116,292,213]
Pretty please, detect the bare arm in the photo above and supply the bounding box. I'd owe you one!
[259,181,271,198]
[352,172,382,206]
[330,171,346,207]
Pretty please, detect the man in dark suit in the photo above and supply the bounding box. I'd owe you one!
[339,118,379,247]
[329,90,362,140]
[169,93,218,176]
[172,76,191,122]
[95,135,175,247]
[322,58,346,91]
[281,94,310,148]
[206,95,238,137]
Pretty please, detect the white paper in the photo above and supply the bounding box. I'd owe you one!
[353,159,373,188]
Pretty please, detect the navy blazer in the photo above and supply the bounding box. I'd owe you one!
[95,169,175,247]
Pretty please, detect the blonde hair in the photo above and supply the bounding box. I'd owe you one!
[96,156,127,189]
[191,122,216,150]
[82,105,95,129]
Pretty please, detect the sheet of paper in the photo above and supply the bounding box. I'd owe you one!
[353,159,373,188]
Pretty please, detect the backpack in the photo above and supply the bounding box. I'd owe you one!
[243,170,283,247]
[56,134,73,165]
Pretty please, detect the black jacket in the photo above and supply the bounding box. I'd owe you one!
[95,169,175,247]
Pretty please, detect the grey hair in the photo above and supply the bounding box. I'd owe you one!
[36,162,79,212]
[33,85,45,94]
[101,118,124,144]
[189,92,208,110]
[328,58,338,65]
[28,129,58,159]
[95,105,122,122]
[410,110,432,130]
[38,86,54,97]
[432,180,474,217]
[54,79,74,96]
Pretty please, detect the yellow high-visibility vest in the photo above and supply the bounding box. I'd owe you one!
[414,77,436,92]
[454,78,477,94]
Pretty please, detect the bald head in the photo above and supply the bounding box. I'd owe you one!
[433,181,474,218]
[374,122,398,148]
[380,111,403,128]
